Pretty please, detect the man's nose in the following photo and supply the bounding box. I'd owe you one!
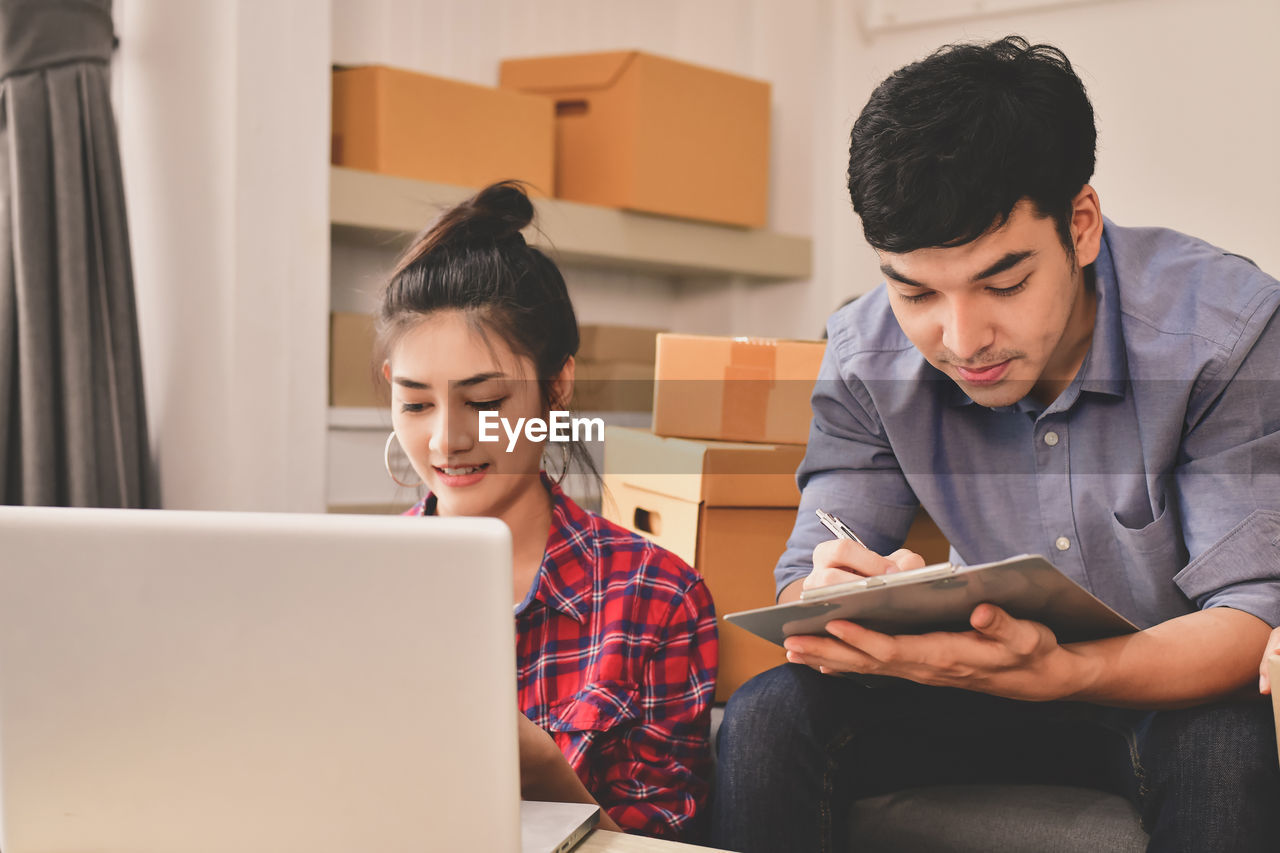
[941,298,994,362]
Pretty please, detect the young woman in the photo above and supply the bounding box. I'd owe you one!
[375,181,717,840]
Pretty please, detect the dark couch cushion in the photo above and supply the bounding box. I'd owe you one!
[848,784,1147,853]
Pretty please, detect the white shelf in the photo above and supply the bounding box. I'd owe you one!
[330,167,812,281]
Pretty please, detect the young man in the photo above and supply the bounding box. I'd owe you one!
[712,36,1279,852]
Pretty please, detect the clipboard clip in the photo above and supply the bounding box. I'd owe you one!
[799,562,957,601]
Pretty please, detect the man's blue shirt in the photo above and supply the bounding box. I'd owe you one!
[778,219,1280,629]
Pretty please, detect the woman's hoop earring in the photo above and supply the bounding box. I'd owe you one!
[384,431,422,488]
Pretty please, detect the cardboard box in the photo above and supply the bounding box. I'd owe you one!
[330,312,382,408]
[572,361,654,413]
[652,334,825,445]
[332,65,555,193]
[500,51,770,228]
[602,426,805,701]
[578,324,664,364]
[601,426,952,701]
[905,509,951,566]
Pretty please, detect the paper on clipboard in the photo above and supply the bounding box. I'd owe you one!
[724,554,1138,647]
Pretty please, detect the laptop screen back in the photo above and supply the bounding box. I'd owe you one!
[0,506,518,853]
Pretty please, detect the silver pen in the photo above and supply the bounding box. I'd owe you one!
[808,509,954,601]
[815,508,867,548]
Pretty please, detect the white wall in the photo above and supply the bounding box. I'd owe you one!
[333,0,1280,341]
[330,0,838,340]
[836,0,1280,289]
[113,0,1278,511]
[114,0,331,511]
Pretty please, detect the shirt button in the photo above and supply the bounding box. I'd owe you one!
[1055,536,1071,551]
[1043,431,1060,447]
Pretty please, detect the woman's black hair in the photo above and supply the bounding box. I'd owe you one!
[847,35,1096,255]
[376,180,596,486]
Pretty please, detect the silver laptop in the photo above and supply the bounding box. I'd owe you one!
[521,799,600,853]
[0,506,519,853]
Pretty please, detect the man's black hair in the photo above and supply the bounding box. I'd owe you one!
[847,35,1096,254]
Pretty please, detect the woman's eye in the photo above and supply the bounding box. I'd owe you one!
[468,398,506,412]
[400,401,432,413]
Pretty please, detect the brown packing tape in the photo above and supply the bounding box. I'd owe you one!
[722,338,777,442]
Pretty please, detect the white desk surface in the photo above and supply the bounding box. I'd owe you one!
[577,828,729,852]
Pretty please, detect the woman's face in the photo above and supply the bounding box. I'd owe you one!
[384,309,562,518]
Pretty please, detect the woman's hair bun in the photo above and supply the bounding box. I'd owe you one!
[461,180,535,241]
[390,180,537,279]
[425,179,535,248]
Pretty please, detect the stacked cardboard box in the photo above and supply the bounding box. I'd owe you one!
[329,312,381,408]
[572,324,664,413]
[332,65,555,194]
[500,51,770,228]
[603,333,951,701]
[651,333,825,445]
[602,427,804,701]
[600,333,827,700]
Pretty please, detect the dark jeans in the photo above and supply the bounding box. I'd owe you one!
[710,664,1280,853]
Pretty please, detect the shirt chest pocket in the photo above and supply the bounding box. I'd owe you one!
[546,681,641,734]
[1110,500,1187,572]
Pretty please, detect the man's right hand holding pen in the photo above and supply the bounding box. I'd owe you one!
[779,508,926,604]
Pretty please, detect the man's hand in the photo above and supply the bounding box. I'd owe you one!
[1260,626,1280,695]
[783,603,1086,702]
[802,538,927,591]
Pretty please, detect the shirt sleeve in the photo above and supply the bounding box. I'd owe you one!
[592,573,717,840]
[774,333,920,597]
[1173,293,1280,627]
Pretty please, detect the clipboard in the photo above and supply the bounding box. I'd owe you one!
[724,554,1139,647]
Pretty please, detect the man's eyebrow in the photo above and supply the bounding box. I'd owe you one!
[879,250,1037,290]
[972,250,1036,281]
[390,371,507,391]
[879,263,928,289]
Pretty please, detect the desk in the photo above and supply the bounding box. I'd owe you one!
[577,829,729,852]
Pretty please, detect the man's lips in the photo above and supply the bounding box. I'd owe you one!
[954,360,1012,385]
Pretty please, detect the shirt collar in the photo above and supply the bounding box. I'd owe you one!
[522,472,594,624]
[1076,221,1129,399]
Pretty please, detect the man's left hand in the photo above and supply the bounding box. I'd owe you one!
[783,603,1084,702]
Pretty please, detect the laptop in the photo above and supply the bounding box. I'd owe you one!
[0,506,522,852]
[521,800,600,853]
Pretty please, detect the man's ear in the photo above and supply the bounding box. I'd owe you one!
[1070,184,1104,268]
[550,355,575,411]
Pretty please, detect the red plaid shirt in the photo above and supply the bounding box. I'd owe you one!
[407,475,718,840]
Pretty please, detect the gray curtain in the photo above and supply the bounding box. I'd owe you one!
[0,0,153,507]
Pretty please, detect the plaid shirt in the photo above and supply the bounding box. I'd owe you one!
[408,476,718,840]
